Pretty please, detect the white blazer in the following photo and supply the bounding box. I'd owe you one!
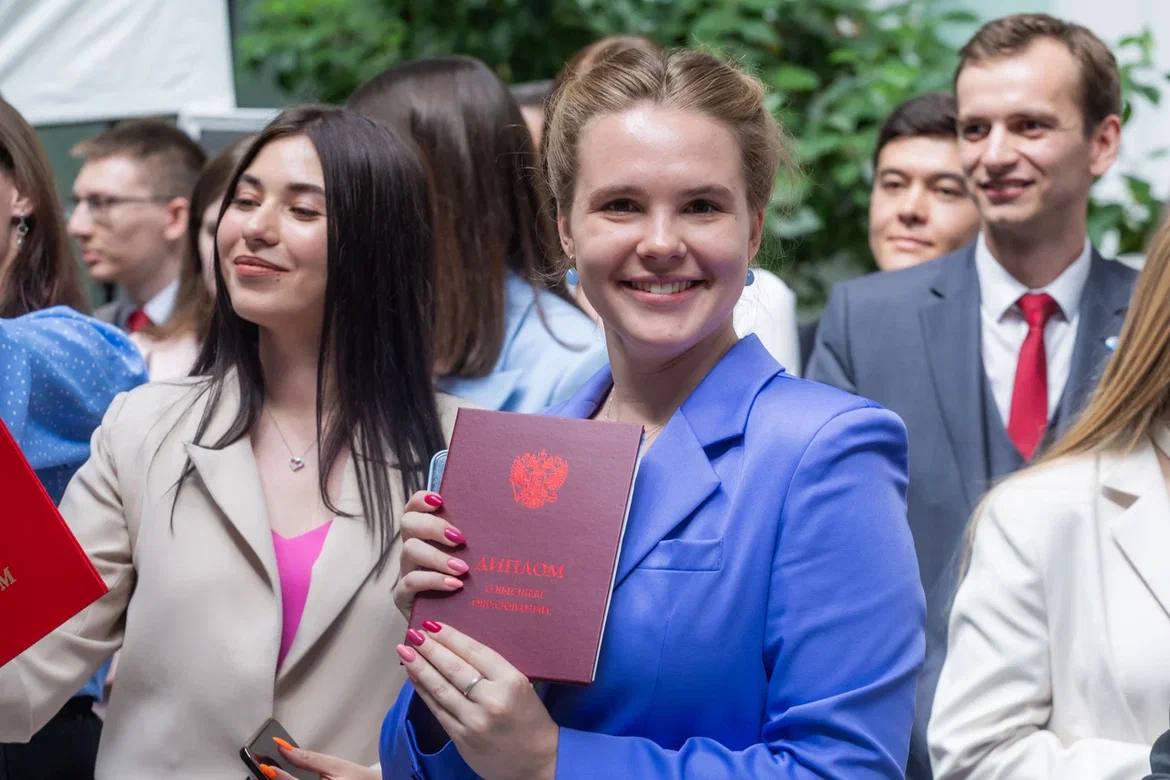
[929,428,1170,779]
[0,376,460,777]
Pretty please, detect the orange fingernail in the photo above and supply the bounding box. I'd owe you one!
[259,764,278,780]
[272,736,293,751]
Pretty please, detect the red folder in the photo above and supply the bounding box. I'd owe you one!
[410,408,642,684]
[0,417,107,667]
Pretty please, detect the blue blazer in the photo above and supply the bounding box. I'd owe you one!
[436,273,605,413]
[383,335,925,778]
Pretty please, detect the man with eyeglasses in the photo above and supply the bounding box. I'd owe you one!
[68,120,205,333]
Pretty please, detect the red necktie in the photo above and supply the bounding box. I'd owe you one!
[126,308,153,334]
[1007,292,1060,460]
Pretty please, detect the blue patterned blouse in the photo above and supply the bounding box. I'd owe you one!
[0,306,147,700]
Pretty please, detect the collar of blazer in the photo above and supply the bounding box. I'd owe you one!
[549,335,783,587]
[179,371,387,677]
[1100,427,1170,620]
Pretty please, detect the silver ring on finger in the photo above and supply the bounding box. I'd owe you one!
[461,674,484,698]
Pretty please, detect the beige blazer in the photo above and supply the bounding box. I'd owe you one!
[0,376,461,777]
[929,428,1170,779]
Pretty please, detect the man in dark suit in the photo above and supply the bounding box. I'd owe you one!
[807,14,1137,779]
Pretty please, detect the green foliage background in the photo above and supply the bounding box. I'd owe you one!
[241,0,1168,312]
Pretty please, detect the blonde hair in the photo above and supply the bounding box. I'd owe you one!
[1039,222,1170,460]
[543,47,790,215]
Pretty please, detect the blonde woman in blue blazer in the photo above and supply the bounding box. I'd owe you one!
[377,48,925,780]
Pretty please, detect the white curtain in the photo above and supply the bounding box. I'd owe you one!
[0,0,235,126]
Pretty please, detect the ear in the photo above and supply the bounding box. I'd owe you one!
[556,207,574,262]
[10,191,32,219]
[747,206,765,260]
[161,196,191,242]
[1088,114,1122,178]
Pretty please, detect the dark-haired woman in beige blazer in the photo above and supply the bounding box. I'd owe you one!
[0,106,459,776]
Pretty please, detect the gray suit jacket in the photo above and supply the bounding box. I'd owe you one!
[807,242,1136,779]
[93,299,134,332]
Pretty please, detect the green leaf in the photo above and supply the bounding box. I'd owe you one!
[769,65,821,92]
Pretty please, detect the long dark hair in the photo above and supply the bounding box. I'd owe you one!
[348,56,575,378]
[0,97,87,316]
[185,106,444,564]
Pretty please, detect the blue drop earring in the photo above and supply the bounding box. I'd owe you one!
[745,268,756,286]
[565,267,578,286]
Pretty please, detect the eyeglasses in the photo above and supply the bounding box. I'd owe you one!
[68,194,172,223]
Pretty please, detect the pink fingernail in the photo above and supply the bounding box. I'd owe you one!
[444,528,466,545]
[406,628,426,647]
[444,576,465,590]
[448,558,469,574]
[424,493,443,508]
[422,620,442,633]
[396,644,417,663]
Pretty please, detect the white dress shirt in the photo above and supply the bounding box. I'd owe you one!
[975,234,1091,423]
[141,279,179,326]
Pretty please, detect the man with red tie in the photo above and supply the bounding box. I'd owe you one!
[807,14,1137,779]
[67,120,205,333]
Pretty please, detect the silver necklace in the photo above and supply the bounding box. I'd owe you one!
[602,395,667,443]
[265,407,316,472]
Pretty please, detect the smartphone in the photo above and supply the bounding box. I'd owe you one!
[427,449,448,493]
[239,717,315,780]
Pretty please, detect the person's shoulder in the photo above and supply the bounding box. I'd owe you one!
[7,305,127,348]
[978,452,1100,541]
[829,245,971,308]
[751,369,904,443]
[103,376,208,433]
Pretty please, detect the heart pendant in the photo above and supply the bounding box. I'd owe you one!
[289,457,306,472]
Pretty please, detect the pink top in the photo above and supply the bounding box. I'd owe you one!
[271,520,333,669]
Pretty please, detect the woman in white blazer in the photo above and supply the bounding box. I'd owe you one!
[929,219,1170,779]
[0,107,459,777]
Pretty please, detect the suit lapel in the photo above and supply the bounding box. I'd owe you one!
[182,378,277,587]
[612,418,720,587]
[918,248,987,510]
[1053,251,1132,434]
[279,458,385,676]
[1104,435,1170,620]
[611,337,779,587]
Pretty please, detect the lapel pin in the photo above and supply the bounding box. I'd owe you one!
[1104,336,1119,352]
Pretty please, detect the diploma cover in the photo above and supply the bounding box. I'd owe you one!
[410,408,642,684]
[0,417,107,667]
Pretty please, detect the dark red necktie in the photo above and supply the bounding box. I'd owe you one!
[1007,292,1060,460]
[126,308,153,334]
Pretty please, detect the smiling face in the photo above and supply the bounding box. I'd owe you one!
[868,135,979,271]
[216,134,329,335]
[558,104,762,367]
[956,37,1119,239]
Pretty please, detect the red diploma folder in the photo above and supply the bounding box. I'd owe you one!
[0,417,107,668]
[410,408,642,684]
